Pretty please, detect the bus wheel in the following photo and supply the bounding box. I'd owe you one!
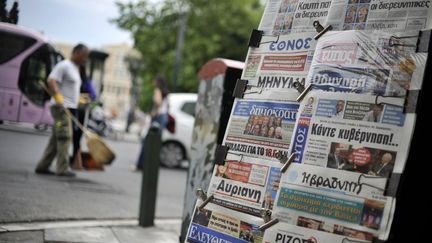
[35,124,48,132]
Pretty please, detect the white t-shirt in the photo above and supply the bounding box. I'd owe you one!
[49,59,81,108]
[158,97,169,115]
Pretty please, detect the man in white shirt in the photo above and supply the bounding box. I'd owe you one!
[333,100,345,118]
[363,104,383,123]
[35,44,89,177]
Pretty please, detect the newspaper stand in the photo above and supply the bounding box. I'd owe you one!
[180,58,244,241]
[182,1,432,242]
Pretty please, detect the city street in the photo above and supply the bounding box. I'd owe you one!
[0,123,187,224]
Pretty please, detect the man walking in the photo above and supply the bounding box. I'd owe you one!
[35,44,89,177]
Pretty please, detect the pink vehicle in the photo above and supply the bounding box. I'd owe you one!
[0,22,63,128]
[0,23,108,129]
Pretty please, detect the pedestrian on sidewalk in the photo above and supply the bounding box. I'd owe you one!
[35,43,89,177]
[134,75,169,171]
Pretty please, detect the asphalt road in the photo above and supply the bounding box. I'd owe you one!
[0,123,187,223]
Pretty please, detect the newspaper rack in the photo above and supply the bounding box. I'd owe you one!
[417,29,431,52]
[214,144,229,165]
[233,79,248,98]
[184,0,432,240]
[387,29,431,52]
[384,173,402,197]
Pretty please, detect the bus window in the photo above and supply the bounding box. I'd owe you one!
[0,31,36,64]
[18,44,56,106]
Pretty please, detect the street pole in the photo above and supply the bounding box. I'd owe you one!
[138,124,162,227]
[172,11,187,92]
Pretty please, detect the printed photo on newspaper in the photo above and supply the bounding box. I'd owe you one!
[289,91,415,176]
[258,0,432,36]
[327,0,432,31]
[208,154,282,216]
[258,0,334,35]
[272,183,395,240]
[263,221,370,243]
[242,32,316,92]
[223,98,299,160]
[186,201,264,243]
[305,30,428,96]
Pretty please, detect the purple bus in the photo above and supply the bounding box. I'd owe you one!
[0,23,108,129]
[0,22,63,128]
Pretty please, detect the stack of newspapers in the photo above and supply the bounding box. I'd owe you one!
[185,0,432,242]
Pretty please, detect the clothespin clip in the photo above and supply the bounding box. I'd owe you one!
[243,86,265,96]
[293,81,312,102]
[196,188,208,201]
[226,151,245,163]
[196,189,214,211]
[313,20,332,40]
[374,93,415,114]
[248,29,280,48]
[280,154,296,173]
[258,208,279,231]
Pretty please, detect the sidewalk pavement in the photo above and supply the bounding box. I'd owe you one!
[0,219,181,243]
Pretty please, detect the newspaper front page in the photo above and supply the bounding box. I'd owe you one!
[284,163,387,197]
[273,183,395,240]
[186,201,264,243]
[289,91,415,175]
[305,30,427,96]
[263,221,370,243]
[208,154,282,216]
[223,98,299,160]
[259,0,432,35]
[242,32,316,92]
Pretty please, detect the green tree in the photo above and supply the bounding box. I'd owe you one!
[114,0,262,111]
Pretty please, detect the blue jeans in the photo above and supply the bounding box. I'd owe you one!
[136,114,168,169]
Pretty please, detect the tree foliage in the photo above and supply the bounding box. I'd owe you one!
[114,0,262,111]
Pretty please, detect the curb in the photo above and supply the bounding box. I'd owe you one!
[0,218,181,233]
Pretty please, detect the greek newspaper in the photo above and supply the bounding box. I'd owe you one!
[272,183,395,240]
[186,201,264,243]
[284,163,387,198]
[327,0,432,31]
[259,0,432,35]
[305,30,427,96]
[289,91,415,176]
[208,154,282,216]
[263,221,370,243]
[259,0,335,35]
[223,99,299,160]
[242,32,316,91]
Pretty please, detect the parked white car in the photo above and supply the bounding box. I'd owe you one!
[160,93,197,168]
